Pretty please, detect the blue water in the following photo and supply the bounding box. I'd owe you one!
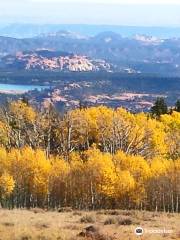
[0,84,48,93]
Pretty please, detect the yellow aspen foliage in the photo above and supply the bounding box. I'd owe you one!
[15,147,36,189]
[8,147,51,198]
[50,157,70,178]
[0,121,9,146]
[151,158,171,177]
[161,111,180,127]
[84,106,114,143]
[96,106,114,137]
[70,151,87,176]
[84,147,116,197]
[49,157,70,205]
[0,102,179,210]
[33,149,51,196]
[114,151,151,180]
[8,148,22,180]
[9,100,36,123]
[0,172,15,197]
[174,158,180,171]
[113,170,135,198]
[114,151,151,204]
[166,158,180,182]
[0,147,10,175]
[69,152,83,167]
[67,106,114,149]
[84,107,99,135]
[65,109,91,148]
[160,111,180,159]
[49,156,70,189]
[134,113,167,157]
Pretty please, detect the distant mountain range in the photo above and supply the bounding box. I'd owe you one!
[0,24,179,111]
[1,30,180,75]
[1,24,180,38]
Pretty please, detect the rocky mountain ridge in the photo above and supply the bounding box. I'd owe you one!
[1,50,112,72]
[1,31,180,75]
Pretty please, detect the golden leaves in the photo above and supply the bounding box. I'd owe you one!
[9,100,36,123]
[0,172,15,197]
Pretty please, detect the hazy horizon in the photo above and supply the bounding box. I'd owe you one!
[1,23,180,28]
[1,0,180,27]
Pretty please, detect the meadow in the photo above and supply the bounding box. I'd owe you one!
[0,209,179,240]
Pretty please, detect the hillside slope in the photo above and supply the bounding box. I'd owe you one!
[0,50,112,72]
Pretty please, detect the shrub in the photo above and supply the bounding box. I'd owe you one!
[80,214,96,223]
[20,235,32,240]
[32,208,45,214]
[58,207,73,213]
[97,210,120,215]
[78,225,113,240]
[73,211,82,216]
[35,223,50,229]
[2,222,14,227]
[105,210,120,215]
[121,210,135,216]
[104,217,117,225]
[117,217,133,225]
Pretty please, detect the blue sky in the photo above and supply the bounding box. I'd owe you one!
[1,0,180,26]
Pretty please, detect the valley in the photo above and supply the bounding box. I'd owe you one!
[0,29,180,112]
[0,70,179,112]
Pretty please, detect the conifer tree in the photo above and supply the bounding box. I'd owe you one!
[175,100,180,112]
[151,97,168,117]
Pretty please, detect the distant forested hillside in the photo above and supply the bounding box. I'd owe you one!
[1,31,180,75]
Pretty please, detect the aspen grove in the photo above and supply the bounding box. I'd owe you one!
[0,100,179,212]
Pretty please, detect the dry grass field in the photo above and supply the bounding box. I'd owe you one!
[0,209,179,240]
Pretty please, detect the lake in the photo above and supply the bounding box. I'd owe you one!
[0,84,48,94]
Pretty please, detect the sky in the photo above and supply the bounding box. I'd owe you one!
[1,0,180,26]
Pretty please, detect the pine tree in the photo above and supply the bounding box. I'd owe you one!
[175,100,180,112]
[151,97,168,117]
